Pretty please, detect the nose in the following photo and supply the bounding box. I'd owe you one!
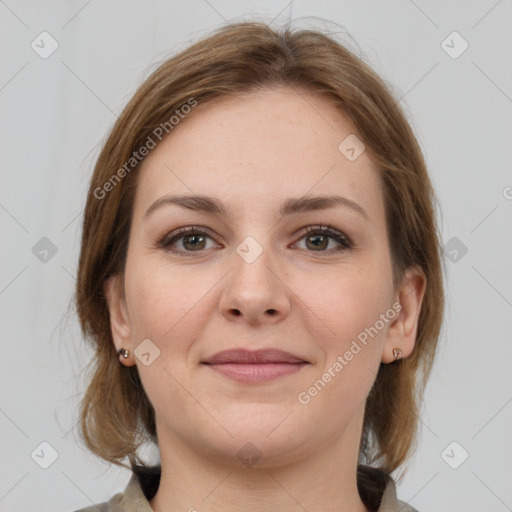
[219,243,291,326]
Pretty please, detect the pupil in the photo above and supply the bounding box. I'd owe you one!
[308,234,327,250]
[185,234,205,250]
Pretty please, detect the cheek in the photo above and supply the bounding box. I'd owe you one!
[123,257,225,364]
[299,266,393,401]
[123,261,213,406]
[123,258,191,341]
[306,267,391,336]
[293,272,392,426]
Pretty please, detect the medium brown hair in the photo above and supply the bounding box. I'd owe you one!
[75,20,445,480]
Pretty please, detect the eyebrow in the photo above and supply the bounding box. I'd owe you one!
[144,194,369,221]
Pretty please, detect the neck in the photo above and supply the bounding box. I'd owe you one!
[149,411,369,512]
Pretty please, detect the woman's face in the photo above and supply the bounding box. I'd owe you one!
[106,86,424,466]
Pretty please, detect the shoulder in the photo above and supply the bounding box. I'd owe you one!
[395,499,419,512]
[379,476,419,512]
[357,465,419,512]
[72,491,124,512]
[73,502,111,512]
[70,478,134,511]
[71,468,157,512]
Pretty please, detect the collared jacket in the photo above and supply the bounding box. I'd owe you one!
[73,465,418,512]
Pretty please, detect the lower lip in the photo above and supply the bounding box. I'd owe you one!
[204,363,307,382]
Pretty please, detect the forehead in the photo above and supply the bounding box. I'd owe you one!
[134,86,384,223]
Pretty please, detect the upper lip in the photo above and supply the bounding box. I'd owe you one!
[202,348,308,365]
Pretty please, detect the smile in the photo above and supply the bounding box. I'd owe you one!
[203,362,308,382]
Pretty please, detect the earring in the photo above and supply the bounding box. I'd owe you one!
[118,347,130,359]
[392,348,403,360]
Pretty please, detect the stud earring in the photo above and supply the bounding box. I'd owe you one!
[118,347,130,359]
[392,348,403,360]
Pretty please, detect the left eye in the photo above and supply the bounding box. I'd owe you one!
[294,225,352,253]
[157,225,352,256]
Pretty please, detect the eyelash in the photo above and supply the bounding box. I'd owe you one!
[156,224,352,257]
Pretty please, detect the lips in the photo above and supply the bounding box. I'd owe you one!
[202,348,308,365]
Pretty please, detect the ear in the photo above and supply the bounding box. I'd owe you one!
[381,266,426,363]
[103,274,135,366]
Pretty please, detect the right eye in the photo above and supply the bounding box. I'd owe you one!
[157,226,219,256]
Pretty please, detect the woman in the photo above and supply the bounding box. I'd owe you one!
[74,20,444,512]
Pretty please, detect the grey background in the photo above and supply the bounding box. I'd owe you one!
[1,1,511,511]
